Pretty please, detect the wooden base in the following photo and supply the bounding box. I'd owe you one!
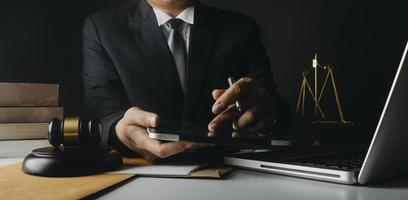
[22,146,123,177]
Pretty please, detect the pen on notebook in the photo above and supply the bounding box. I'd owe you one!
[227,76,242,112]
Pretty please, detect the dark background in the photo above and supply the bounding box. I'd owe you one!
[1,0,407,143]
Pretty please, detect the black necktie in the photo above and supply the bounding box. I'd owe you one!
[167,18,187,93]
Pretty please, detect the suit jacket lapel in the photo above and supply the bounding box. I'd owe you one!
[131,0,184,110]
[184,2,216,119]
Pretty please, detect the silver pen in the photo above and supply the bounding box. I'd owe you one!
[227,76,242,112]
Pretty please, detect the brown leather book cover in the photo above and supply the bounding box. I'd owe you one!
[0,83,59,107]
[0,107,63,123]
[0,163,135,200]
[0,123,49,140]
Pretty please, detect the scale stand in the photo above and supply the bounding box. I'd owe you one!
[295,54,353,145]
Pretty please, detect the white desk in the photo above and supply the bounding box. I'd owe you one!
[1,158,408,200]
[97,169,408,200]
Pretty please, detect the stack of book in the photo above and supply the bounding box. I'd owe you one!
[0,83,63,157]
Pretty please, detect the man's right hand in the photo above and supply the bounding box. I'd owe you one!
[115,107,208,160]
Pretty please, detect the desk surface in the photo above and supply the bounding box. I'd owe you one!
[1,158,408,200]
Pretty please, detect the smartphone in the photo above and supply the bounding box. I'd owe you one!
[147,120,293,147]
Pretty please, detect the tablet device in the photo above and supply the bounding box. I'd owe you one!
[147,120,293,147]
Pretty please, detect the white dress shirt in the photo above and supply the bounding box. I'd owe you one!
[153,6,195,53]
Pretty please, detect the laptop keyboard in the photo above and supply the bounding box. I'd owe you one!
[286,151,366,171]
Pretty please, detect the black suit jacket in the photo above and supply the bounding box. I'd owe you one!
[82,0,291,147]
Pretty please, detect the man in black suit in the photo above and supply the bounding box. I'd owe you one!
[82,0,291,160]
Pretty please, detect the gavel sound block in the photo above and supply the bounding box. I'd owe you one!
[22,117,123,177]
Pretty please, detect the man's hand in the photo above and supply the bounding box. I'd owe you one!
[208,77,278,135]
[115,107,208,160]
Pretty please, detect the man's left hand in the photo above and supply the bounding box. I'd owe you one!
[208,77,278,135]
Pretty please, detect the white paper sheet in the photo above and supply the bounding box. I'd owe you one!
[0,158,23,167]
[0,140,49,158]
[112,164,202,176]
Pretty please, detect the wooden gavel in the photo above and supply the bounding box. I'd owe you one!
[48,117,101,147]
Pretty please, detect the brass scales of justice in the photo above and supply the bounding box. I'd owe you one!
[296,54,353,125]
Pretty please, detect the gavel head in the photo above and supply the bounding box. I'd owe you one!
[48,117,101,148]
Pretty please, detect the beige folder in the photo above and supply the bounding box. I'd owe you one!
[0,163,135,200]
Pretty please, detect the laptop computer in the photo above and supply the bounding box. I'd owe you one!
[224,41,408,185]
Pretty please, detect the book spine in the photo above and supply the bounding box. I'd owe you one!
[0,107,63,123]
[0,83,59,106]
[0,123,48,140]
